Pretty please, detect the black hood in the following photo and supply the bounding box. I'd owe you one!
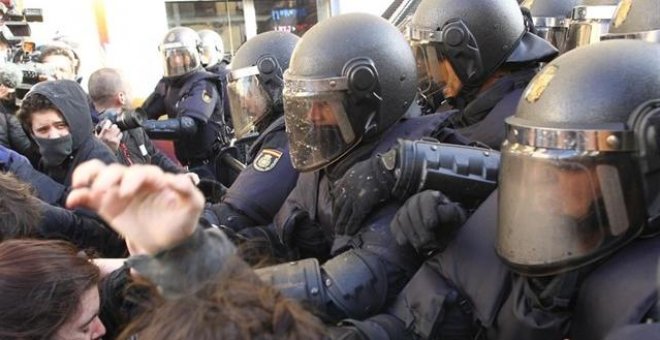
[28,80,92,151]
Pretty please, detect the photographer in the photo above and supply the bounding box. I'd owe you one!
[88,68,194,179]
[36,43,78,81]
[0,62,38,163]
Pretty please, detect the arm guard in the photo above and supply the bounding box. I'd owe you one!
[255,248,390,321]
[385,139,500,207]
[142,116,198,140]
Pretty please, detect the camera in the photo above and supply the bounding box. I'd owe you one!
[96,110,144,133]
[13,61,55,101]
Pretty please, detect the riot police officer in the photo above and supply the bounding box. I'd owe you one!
[198,28,232,131]
[202,31,300,235]
[251,13,469,322]
[408,0,557,147]
[344,40,660,339]
[198,29,229,75]
[563,0,621,52]
[141,27,230,183]
[521,0,579,51]
[601,0,659,43]
[331,0,558,235]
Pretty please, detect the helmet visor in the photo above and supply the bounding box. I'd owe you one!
[497,142,645,276]
[200,45,219,66]
[410,41,447,103]
[564,5,616,52]
[227,66,273,139]
[601,29,660,43]
[160,45,200,77]
[284,91,357,172]
[564,22,604,52]
[535,26,569,51]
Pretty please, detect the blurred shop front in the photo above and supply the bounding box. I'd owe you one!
[164,0,330,59]
[163,0,391,59]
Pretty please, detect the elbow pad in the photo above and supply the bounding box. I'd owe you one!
[142,117,198,140]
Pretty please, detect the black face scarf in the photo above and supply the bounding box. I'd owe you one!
[34,134,73,167]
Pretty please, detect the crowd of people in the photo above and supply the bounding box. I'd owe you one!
[0,0,659,339]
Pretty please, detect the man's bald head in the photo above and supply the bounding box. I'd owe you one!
[88,68,130,111]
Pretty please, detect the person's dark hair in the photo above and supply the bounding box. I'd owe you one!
[120,259,326,340]
[38,44,79,75]
[17,92,60,129]
[0,239,101,339]
[88,68,123,109]
[0,172,42,240]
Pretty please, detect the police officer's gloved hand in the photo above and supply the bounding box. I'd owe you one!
[390,190,466,257]
[332,154,396,236]
[282,210,332,261]
[196,178,227,204]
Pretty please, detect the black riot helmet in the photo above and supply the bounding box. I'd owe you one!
[408,0,557,111]
[159,27,202,78]
[284,13,416,172]
[521,0,580,51]
[497,40,660,276]
[601,0,660,43]
[563,0,620,52]
[227,31,299,139]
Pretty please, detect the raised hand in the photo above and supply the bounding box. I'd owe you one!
[66,160,205,256]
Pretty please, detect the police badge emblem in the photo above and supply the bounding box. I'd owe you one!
[253,149,282,172]
[202,90,212,103]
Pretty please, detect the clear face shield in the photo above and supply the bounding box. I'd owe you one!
[283,71,359,172]
[601,29,660,43]
[533,17,571,52]
[227,66,273,139]
[160,42,200,77]
[563,5,617,53]
[406,26,449,107]
[497,120,646,276]
[200,44,219,67]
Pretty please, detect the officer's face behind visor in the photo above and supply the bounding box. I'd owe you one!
[227,66,273,139]
[200,44,218,66]
[497,121,646,276]
[160,44,199,77]
[411,41,448,103]
[283,71,358,172]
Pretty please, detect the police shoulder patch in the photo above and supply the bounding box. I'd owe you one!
[202,89,212,103]
[253,149,283,172]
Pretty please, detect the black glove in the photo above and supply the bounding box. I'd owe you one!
[390,190,466,256]
[281,210,332,261]
[196,178,227,203]
[332,154,395,236]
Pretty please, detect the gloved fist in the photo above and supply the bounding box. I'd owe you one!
[280,210,332,261]
[390,190,466,256]
[332,154,395,236]
[196,177,227,203]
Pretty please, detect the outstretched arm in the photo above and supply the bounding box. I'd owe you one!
[66,160,235,297]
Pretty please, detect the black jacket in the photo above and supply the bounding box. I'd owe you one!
[0,108,38,163]
[30,80,117,186]
[38,201,127,257]
[117,127,183,173]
